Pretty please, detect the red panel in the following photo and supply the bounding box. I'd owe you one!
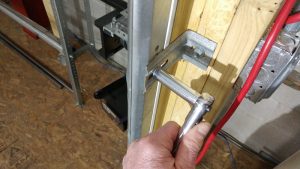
[10,0,50,39]
[23,0,50,29]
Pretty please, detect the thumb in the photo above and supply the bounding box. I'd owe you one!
[175,122,211,169]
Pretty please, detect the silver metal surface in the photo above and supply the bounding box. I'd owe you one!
[153,69,200,104]
[172,94,214,156]
[127,0,217,143]
[103,10,128,43]
[149,32,216,155]
[151,62,215,156]
[150,0,177,58]
[147,31,217,75]
[239,31,300,102]
[148,0,178,134]
[127,0,155,143]
[148,82,161,133]
[282,44,300,90]
[128,29,216,141]
[0,1,62,52]
[83,0,96,48]
[164,0,178,47]
[52,0,83,106]
[127,0,177,143]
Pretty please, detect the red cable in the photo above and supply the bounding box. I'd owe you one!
[195,0,297,164]
[286,12,300,24]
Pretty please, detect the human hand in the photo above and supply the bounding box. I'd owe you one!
[122,121,211,169]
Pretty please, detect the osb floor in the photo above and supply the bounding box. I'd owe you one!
[0,11,274,169]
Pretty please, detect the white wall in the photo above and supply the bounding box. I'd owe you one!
[223,81,300,161]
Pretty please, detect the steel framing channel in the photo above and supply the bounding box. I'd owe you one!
[0,1,62,52]
[153,69,200,104]
[127,0,178,143]
[149,0,178,133]
[52,0,83,106]
[0,0,83,105]
[0,0,104,106]
[83,0,108,63]
[0,32,72,91]
[80,0,102,60]
[83,0,96,48]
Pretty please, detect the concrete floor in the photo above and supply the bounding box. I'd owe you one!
[0,10,275,169]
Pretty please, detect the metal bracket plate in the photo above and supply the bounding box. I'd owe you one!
[145,31,216,153]
[147,30,217,86]
[238,31,300,102]
[103,10,128,46]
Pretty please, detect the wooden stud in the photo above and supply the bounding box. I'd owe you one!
[42,0,59,37]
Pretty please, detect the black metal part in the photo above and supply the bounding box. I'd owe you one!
[93,0,128,130]
[0,31,73,91]
[95,10,124,59]
[95,0,127,59]
[100,0,127,11]
[94,76,128,131]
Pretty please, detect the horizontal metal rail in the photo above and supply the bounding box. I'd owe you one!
[152,68,214,156]
[152,68,200,104]
[0,1,62,52]
[0,32,72,91]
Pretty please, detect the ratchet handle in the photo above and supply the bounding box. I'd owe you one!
[171,94,214,156]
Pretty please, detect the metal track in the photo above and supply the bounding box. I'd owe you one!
[0,32,72,91]
[0,1,62,52]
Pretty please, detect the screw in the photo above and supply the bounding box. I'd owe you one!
[194,48,205,58]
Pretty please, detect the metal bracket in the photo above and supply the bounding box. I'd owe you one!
[147,30,217,86]
[103,10,128,48]
[94,0,127,59]
[238,31,300,102]
[145,31,217,154]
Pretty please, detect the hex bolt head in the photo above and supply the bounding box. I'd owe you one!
[194,48,205,58]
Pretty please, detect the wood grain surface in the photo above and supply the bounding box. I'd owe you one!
[42,0,60,37]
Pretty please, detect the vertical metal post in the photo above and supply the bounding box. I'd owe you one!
[148,82,161,133]
[83,0,107,63]
[52,0,84,106]
[127,0,155,143]
[149,0,178,133]
[164,0,178,47]
[127,0,178,143]
[83,0,96,48]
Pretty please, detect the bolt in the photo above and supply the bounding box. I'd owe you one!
[194,48,205,58]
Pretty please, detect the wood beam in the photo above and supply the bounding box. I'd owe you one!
[42,0,59,37]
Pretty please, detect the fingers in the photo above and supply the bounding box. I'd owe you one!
[123,121,180,169]
[150,121,180,150]
[175,122,211,169]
